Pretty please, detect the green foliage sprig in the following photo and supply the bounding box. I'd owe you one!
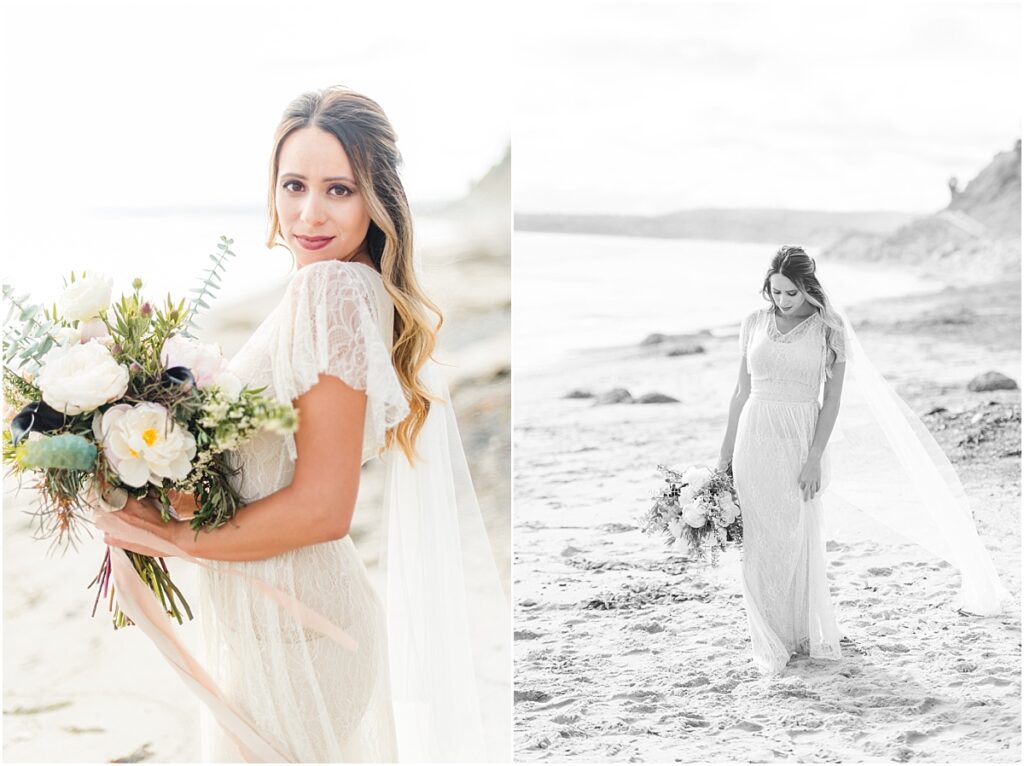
[2,285,59,372]
[182,236,236,337]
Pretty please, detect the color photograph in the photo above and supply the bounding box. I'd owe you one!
[2,1,510,762]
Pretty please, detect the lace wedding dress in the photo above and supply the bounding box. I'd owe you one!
[197,260,409,761]
[732,306,844,674]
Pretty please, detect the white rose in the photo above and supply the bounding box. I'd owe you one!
[96,402,197,487]
[681,502,707,529]
[37,340,130,415]
[211,370,243,400]
[79,317,113,345]
[718,493,739,525]
[160,335,229,388]
[54,325,82,347]
[59,274,112,322]
[681,465,714,491]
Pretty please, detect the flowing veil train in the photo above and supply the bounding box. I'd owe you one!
[381,359,511,761]
[822,303,1009,616]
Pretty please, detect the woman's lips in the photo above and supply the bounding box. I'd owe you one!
[295,235,335,251]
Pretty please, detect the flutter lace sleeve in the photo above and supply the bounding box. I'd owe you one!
[271,261,409,460]
[739,310,758,358]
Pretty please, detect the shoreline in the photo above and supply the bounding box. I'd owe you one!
[513,274,1021,762]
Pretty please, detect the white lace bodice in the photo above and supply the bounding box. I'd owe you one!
[228,259,408,483]
[739,307,846,404]
[197,259,409,761]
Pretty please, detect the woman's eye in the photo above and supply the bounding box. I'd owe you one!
[329,184,353,197]
[282,180,303,192]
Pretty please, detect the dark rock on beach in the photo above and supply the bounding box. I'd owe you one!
[967,371,1018,392]
[666,343,705,357]
[563,389,595,399]
[635,392,680,404]
[594,388,634,405]
[641,333,669,346]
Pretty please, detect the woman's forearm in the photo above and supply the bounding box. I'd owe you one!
[808,396,841,460]
[181,485,352,562]
[719,388,749,464]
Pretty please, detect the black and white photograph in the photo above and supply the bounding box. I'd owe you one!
[513,2,1021,762]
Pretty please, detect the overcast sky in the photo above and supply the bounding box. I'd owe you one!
[515,1,1020,215]
[2,0,510,213]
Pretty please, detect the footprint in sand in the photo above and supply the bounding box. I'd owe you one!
[611,690,663,702]
[892,745,915,762]
[551,712,580,724]
[515,690,552,703]
[975,675,1013,686]
[515,630,543,640]
[675,675,711,689]
[899,730,932,745]
[629,622,665,633]
[731,720,763,732]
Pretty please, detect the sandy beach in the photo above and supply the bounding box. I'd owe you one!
[513,276,1020,762]
[2,194,511,761]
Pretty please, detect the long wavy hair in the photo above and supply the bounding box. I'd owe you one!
[266,86,442,460]
[761,245,844,378]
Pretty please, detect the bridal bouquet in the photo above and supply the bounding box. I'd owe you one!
[2,237,297,628]
[641,463,743,565]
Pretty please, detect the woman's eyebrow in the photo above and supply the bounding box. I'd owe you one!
[280,172,356,183]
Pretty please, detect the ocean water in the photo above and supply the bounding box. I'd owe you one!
[514,231,947,373]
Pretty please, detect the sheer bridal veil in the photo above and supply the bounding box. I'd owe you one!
[823,302,1009,616]
[382,359,511,762]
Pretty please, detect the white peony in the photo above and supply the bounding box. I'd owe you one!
[211,370,243,400]
[717,493,740,525]
[681,465,714,491]
[160,335,229,388]
[95,402,197,487]
[681,502,707,529]
[37,340,130,415]
[59,274,112,322]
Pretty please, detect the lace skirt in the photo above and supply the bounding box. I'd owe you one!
[733,396,842,674]
[196,536,398,762]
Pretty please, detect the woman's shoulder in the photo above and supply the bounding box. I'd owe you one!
[284,260,387,307]
[743,306,771,325]
[288,259,382,288]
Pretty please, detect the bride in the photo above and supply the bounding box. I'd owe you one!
[716,245,1007,675]
[95,87,508,762]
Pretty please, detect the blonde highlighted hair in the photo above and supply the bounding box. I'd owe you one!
[266,86,442,461]
[761,245,844,378]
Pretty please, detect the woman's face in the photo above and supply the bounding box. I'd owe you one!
[768,273,808,315]
[274,126,373,268]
